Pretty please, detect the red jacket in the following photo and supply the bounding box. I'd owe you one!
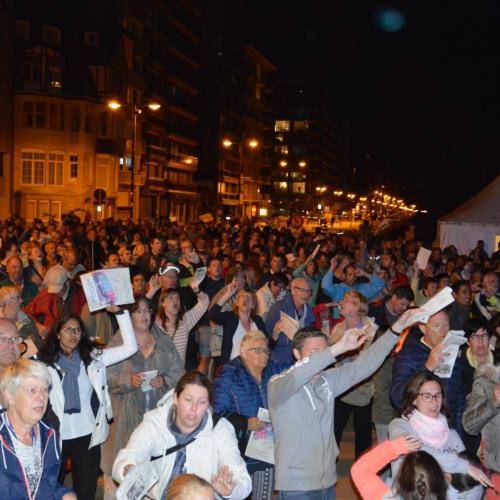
[24,284,86,330]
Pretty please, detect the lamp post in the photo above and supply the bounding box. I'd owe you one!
[316,186,326,218]
[108,99,161,222]
[221,138,258,218]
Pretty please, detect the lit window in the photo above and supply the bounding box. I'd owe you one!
[274,145,289,155]
[274,120,290,132]
[47,60,63,90]
[293,182,306,193]
[294,120,309,131]
[47,153,64,185]
[69,155,78,178]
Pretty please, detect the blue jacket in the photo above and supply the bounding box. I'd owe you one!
[321,270,385,302]
[390,330,465,435]
[0,415,72,499]
[213,357,290,471]
[209,304,266,364]
[265,293,314,364]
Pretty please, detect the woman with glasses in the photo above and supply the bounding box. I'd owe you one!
[37,306,138,500]
[101,296,184,499]
[213,331,290,499]
[389,371,490,499]
[0,359,76,499]
[0,285,42,348]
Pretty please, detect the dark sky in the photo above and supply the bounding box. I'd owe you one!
[248,0,500,216]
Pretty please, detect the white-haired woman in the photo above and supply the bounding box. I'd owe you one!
[0,359,76,499]
[0,285,42,348]
[213,331,290,499]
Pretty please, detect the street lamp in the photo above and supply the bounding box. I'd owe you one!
[221,137,259,218]
[108,98,161,221]
[316,186,326,217]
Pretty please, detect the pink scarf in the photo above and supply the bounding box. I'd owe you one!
[407,409,449,448]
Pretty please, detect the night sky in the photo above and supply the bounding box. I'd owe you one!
[249,1,500,216]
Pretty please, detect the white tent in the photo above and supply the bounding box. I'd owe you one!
[439,175,500,256]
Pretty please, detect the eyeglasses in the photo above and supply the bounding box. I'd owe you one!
[470,334,489,341]
[0,336,23,345]
[417,392,443,402]
[292,286,312,294]
[244,347,271,355]
[61,326,82,335]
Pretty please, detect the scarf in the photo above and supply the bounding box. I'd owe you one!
[166,406,208,488]
[58,351,82,414]
[408,409,449,448]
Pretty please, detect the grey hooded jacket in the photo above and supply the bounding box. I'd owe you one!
[268,330,399,492]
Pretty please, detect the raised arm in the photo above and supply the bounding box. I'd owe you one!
[99,310,138,367]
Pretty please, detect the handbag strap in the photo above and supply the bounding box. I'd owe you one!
[150,413,221,462]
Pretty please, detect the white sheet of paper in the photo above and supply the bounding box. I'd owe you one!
[416,247,431,270]
[116,461,159,500]
[81,268,134,312]
[245,408,274,465]
[141,370,158,393]
[280,311,299,340]
[434,331,467,379]
[420,286,454,320]
[191,266,207,290]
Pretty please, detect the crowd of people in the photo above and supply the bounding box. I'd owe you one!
[0,212,499,499]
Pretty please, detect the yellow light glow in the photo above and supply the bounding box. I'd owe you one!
[108,100,122,110]
[299,161,306,167]
[185,159,193,164]
[280,160,288,167]
[248,139,259,148]
[222,139,233,147]
[148,102,161,111]
[259,207,268,216]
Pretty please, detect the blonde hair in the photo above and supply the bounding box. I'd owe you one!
[166,474,214,500]
[344,290,369,316]
[240,330,268,353]
[0,359,51,407]
[0,285,21,306]
[231,289,256,315]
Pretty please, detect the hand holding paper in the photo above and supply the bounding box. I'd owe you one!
[416,247,431,270]
[190,266,207,292]
[279,312,299,341]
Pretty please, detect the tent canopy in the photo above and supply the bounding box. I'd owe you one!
[439,175,500,255]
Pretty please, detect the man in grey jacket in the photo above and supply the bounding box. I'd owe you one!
[268,308,423,499]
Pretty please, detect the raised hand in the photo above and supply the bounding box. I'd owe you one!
[401,436,422,453]
[391,307,428,334]
[331,327,367,357]
[424,343,449,372]
[212,465,235,497]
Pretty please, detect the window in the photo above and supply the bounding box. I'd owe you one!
[23,102,34,128]
[294,120,309,131]
[47,153,63,185]
[42,25,61,46]
[274,145,289,155]
[47,60,62,89]
[274,120,290,132]
[21,151,45,185]
[35,103,46,128]
[23,55,40,86]
[69,154,78,178]
[70,107,80,132]
[274,181,288,191]
[15,20,30,40]
[84,32,98,47]
[99,112,108,136]
[293,182,306,193]
[49,104,58,129]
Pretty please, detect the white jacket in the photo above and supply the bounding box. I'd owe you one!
[112,390,252,500]
[47,310,137,448]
